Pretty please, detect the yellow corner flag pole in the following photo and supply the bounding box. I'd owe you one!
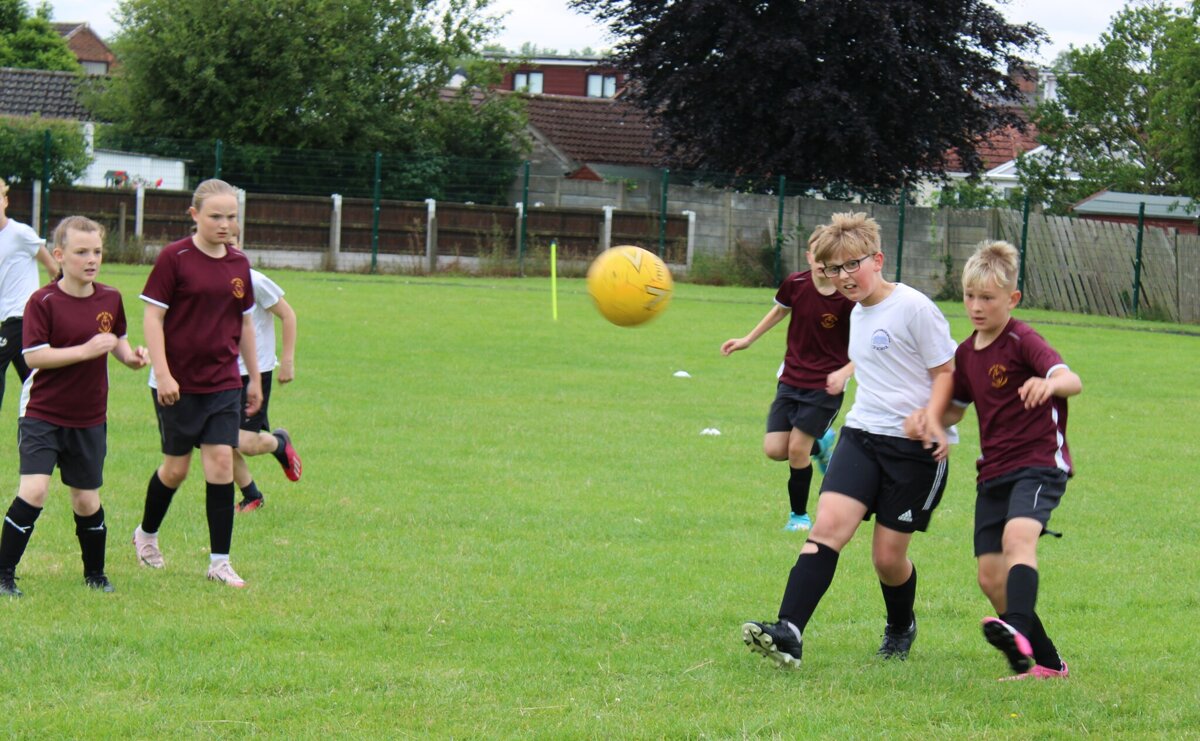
[550,240,559,321]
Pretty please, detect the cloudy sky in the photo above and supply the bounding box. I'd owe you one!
[49,0,1184,65]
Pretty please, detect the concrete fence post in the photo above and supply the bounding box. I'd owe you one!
[236,189,247,245]
[329,193,343,269]
[135,183,145,237]
[683,210,696,272]
[425,198,437,273]
[601,205,613,251]
[31,181,42,236]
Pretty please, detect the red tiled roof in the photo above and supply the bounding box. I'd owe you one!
[519,93,661,167]
[944,121,1040,173]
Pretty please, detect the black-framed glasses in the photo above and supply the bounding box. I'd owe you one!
[819,253,877,278]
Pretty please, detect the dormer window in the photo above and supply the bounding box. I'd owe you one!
[514,71,544,94]
[587,74,617,98]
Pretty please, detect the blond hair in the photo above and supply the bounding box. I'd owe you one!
[191,179,238,210]
[52,215,106,251]
[810,212,881,264]
[962,240,1019,291]
[0,177,8,197]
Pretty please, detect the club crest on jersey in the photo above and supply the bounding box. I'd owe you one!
[96,311,114,333]
[231,277,246,299]
[821,313,838,329]
[871,329,891,351]
[989,363,1008,388]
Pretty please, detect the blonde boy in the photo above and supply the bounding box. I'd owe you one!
[907,240,1081,679]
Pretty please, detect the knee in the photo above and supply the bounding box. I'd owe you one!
[786,442,812,468]
[158,462,188,488]
[763,441,787,462]
[872,548,909,579]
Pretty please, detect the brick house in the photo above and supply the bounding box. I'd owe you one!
[53,22,117,75]
[488,53,626,99]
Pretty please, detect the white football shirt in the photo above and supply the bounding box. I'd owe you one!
[237,269,284,376]
[0,219,46,320]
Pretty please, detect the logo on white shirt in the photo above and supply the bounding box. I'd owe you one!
[871,329,892,351]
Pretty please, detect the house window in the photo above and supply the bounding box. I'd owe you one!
[587,74,617,98]
[81,60,109,75]
[513,71,543,94]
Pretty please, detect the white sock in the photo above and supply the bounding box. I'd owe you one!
[783,620,803,643]
[210,553,230,564]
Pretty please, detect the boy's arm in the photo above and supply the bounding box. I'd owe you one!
[144,303,178,404]
[24,333,119,369]
[826,361,854,395]
[921,360,957,461]
[1019,366,1082,409]
[111,337,150,370]
[269,297,297,383]
[36,245,57,282]
[240,313,262,415]
[720,305,789,355]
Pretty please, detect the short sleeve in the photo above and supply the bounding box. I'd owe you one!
[16,222,45,256]
[21,293,51,352]
[114,294,128,338]
[140,249,177,308]
[911,303,956,369]
[951,353,972,406]
[251,271,284,311]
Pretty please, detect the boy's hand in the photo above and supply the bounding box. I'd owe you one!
[156,376,180,406]
[277,358,295,384]
[83,333,119,359]
[826,367,851,395]
[1018,377,1053,409]
[720,338,749,355]
[923,415,951,462]
[244,378,262,416]
[903,409,927,440]
[126,345,150,369]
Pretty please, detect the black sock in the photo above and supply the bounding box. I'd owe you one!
[787,465,813,516]
[880,563,917,630]
[75,506,107,576]
[206,482,235,555]
[1001,564,1038,638]
[0,497,42,571]
[1027,612,1064,670]
[270,432,288,465]
[778,541,840,633]
[240,481,263,500]
[141,472,178,534]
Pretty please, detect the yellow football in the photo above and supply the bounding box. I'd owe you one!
[586,245,674,327]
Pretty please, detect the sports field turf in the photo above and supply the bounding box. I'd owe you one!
[1,264,1197,738]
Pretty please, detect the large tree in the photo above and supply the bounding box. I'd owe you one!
[89,0,522,152]
[0,0,80,71]
[1022,2,1200,212]
[571,0,1043,191]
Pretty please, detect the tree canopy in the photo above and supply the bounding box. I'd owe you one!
[1022,1,1200,212]
[0,0,80,71]
[84,0,528,203]
[571,0,1043,192]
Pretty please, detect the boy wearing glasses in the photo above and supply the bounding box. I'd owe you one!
[906,240,1079,680]
[742,212,957,668]
[721,231,854,533]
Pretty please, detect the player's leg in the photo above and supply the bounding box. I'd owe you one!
[60,424,113,591]
[742,427,875,667]
[0,474,51,597]
[869,434,949,659]
[782,427,817,530]
[982,470,1068,677]
[196,388,246,587]
[0,317,27,410]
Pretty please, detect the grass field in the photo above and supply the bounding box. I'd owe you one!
[1,264,1198,739]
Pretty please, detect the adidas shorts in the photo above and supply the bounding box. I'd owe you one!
[18,417,107,490]
[974,467,1068,556]
[819,426,948,533]
[766,382,843,437]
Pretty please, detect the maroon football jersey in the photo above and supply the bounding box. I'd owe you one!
[21,281,128,427]
[140,237,254,393]
[774,271,853,389]
[952,318,1073,482]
